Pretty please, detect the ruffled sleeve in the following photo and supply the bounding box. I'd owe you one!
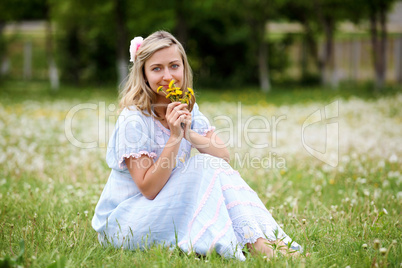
[191,103,215,136]
[106,108,157,170]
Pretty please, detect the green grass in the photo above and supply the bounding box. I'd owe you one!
[0,80,401,267]
[1,79,401,106]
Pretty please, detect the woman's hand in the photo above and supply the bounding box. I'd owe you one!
[166,102,190,140]
[182,110,192,140]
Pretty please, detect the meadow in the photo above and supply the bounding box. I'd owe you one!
[0,81,401,267]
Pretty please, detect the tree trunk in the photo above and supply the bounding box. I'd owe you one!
[313,0,334,87]
[369,5,387,90]
[351,39,360,82]
[395,36,402,84]
[23,41,32,80]
[174,0,188,45]
[114,0,128,87]
[378,4,387,89]
[300,38,308,80]
[258,40,270,92]
[0,22,10,77]
[45,18,59,90]
[302,23,320,79]
[321,17,336,88]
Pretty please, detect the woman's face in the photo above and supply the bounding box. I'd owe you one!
[144,45,184,103]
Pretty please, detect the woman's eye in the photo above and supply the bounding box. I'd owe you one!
[171,64,179,69]
[152,67,161,71]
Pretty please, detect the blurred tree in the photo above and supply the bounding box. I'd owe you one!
[173,0,190,45]
[45,0,293,88]
[282,0,371,88]
[51,0,97,84]
[44,0,59,90]
[231,0,288,92]
[280,0,321,83]
[313,0,353,88]
[0,0,47,22]
[346,0,397,90]
[366,0,396,89]
[0,0,47,79]
[240,0,273,92]
[114,0,129,87]
[177,0,292,89]
[268,35,293,83]
[52,0,175,85]
[174,0,252,88]
[192,0,287,91]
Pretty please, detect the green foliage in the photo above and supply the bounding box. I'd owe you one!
[51,0,117,84]
[0,0,47,22]
[50,0,178,85]
[0,0,48,81]
[2,0,401,88]
[268,35,294,82]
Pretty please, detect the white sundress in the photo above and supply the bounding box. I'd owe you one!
[92,103,302,260]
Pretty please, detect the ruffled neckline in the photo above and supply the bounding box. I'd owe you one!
[152,116,171,135]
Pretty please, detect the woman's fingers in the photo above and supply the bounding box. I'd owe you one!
[171,103,190,118]
[169,114,187,138]
[166,103,189,122]
[166,102,179,116]
[168,111,189,125]
[164,102,191,138]
[166,102,188,114]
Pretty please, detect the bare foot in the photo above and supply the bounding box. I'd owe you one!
[247,238,305,259]
[247,238,274,258]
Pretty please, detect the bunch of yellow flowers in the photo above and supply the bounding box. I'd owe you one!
[157,80,194,104]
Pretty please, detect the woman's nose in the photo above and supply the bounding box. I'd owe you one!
[163,68,172,81]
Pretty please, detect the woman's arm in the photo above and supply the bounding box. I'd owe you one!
[186,129,230,162]
[125,102,189,200]
[125,136,181,200]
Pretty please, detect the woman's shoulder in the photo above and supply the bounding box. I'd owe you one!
[120,105,142,115]
[117,106,152,126]
[191,102,200,114]
[120,106,151,118]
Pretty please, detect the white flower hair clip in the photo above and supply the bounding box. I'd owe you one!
[129,36,143,62]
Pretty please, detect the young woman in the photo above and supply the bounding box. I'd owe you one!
[92,30,302,260]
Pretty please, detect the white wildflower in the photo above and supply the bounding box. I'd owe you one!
[389,154,398,163]
[363,189,370,196]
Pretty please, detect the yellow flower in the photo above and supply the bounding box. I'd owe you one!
[158,79,194,104]
[187,87,194,96]
[169,79,175,89]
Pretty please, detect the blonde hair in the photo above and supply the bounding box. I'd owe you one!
[119,31,195,118]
